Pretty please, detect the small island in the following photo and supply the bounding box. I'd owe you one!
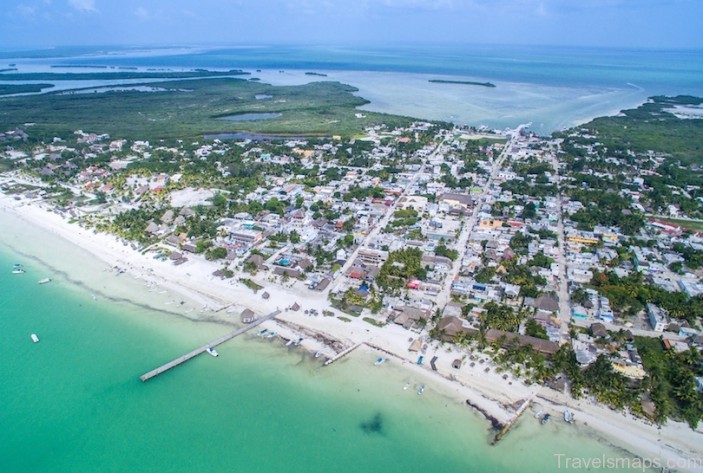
[429,79,496,88]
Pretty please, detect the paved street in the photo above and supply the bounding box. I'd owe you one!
[435,126,524,308]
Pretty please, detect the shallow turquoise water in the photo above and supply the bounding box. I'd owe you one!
[0,245,488,472]
[0,217,653,472]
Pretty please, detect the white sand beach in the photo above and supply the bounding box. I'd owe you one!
[2,190,702,472]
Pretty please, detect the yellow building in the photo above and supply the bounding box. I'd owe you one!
[567,236,600,245]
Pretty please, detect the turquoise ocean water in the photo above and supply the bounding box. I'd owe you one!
[0,211,651,472]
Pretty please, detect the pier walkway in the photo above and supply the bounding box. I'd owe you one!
[140,309,280,382]
[323,343,362,366]
[492,393,535,444]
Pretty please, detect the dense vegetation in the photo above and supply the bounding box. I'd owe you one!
[376,248,426,293]
[559,96,703,162]
[0,78,413,141]
[0,84,54,95]
[636,338,703,428]
[591,270,703,324]
[566,189,644,235]
[481,302,524,332]
[0,70,248,81]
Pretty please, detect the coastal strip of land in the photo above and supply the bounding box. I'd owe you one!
[1,191,702,471]
[0,70,249,81]
[0,84,54,96]
[429,79,496,88]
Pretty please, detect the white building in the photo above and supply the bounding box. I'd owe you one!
[647,303,668,332]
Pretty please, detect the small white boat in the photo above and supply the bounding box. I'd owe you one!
[266,331,276,338]
[417,384,425,395]
[314,351,322,358]
[294,337,303,346]
[12,264,25,275]
[374,357,385,366]
[31,333,39,343]
[38,278,51,285]
[285,339,294,346]
[206,347,218,357]
[403,383,410,391]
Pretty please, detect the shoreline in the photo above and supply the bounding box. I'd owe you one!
[0,58,656,132]
[249,67,651,132]
[2,190,703,471]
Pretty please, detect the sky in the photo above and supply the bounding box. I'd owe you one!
[2,0,702,49]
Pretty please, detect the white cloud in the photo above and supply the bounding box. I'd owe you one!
[67,0,97,13]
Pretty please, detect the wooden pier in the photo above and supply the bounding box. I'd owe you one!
[323,343,362,366]
[492,393,535,444]
[139,309,280,382]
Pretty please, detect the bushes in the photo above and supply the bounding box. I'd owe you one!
[205,246,227,260]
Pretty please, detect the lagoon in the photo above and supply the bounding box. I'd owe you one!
[217,112,281,121]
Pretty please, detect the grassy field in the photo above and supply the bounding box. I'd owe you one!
[0,78,414,141]
[651,217,703,232]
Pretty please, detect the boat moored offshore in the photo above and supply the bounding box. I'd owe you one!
[206,347,218,357]
[31,333,39,343]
